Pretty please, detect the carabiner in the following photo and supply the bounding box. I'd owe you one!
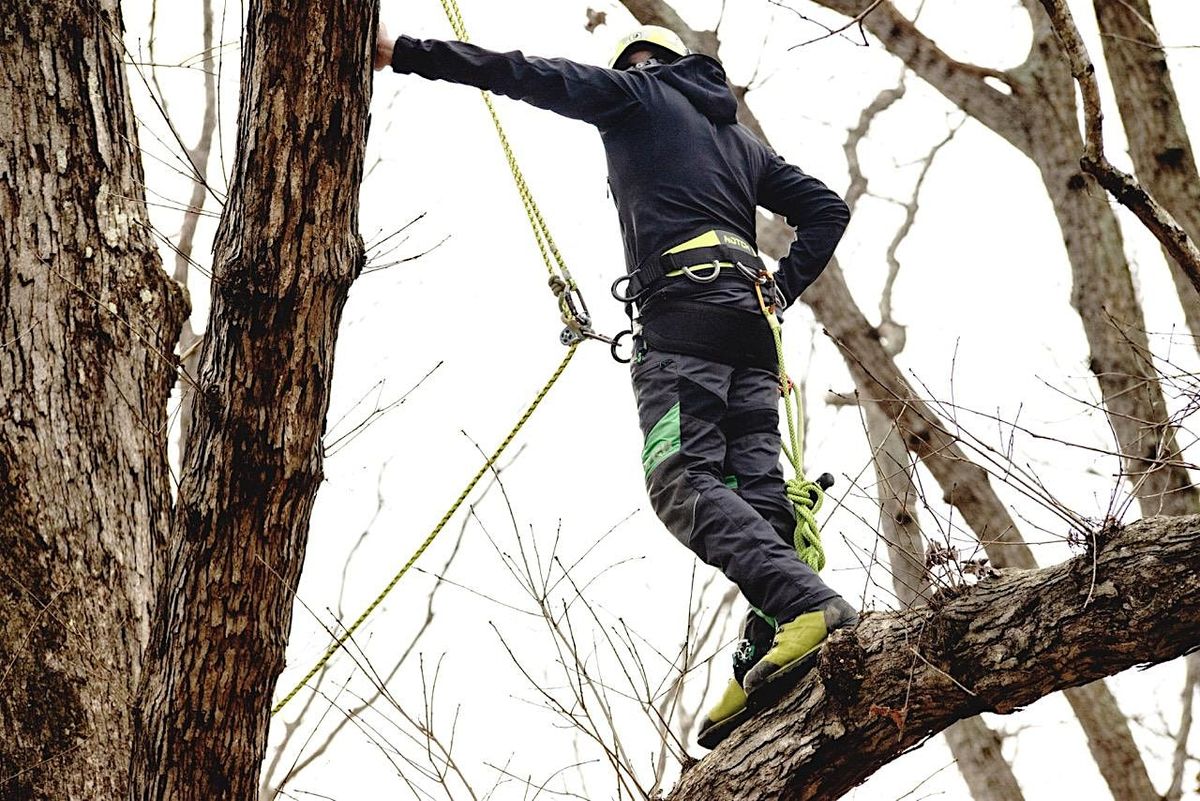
[681,260,723,284]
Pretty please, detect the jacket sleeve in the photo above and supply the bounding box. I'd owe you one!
[391,36,641,128]
[756,153,850,305]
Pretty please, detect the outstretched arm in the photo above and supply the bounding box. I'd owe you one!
[375,24,395,71]
[758,155,851,305]
[375,25,641,128]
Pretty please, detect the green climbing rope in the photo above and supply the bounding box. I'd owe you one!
[755,282,826,573]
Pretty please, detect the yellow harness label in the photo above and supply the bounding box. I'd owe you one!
[720,232,754,254]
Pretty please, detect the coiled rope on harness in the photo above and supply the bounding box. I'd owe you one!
[272,0,592,717]
[753,279,827,573]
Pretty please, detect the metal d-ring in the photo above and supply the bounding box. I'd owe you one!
[610,273,648,304]
[609,329,633,364]
[681,260,723,284]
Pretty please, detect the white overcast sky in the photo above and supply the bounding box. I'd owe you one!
[120,1,1200,798]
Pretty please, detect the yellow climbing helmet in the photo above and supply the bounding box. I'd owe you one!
[608,25,689,69]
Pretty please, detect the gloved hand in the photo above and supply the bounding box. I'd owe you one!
[374,22,394,72]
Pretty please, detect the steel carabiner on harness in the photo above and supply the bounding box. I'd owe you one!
[737,261,788,312]
[549,274,591,343]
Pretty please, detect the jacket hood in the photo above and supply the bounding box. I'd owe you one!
[650,54,738,124]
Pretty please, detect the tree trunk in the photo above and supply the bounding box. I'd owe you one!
[666,514,1200,801]
[943,716,1025,801]
[1065,681,1161,800]
[1093,0,1200,345]
[127,1,375,798]
[863,401,930,607]
[0,1,186,798]
[1011,5,1197,520]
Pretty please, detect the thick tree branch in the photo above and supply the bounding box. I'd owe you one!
[668,514,1200,800]
[1038,0,1200,298]
[802,0,1022,145]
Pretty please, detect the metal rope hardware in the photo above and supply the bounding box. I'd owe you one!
[549,275,633,361]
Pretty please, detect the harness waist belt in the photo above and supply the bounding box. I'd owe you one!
[639,300,777,371]
[628,230,766,298]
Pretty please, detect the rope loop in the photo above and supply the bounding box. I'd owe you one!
[786,477,826,572]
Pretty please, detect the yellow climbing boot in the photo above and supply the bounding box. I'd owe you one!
[743,597,857,698]
[696,678,749,749]
[696,625,773,749]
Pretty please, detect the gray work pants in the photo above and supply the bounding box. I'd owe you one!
[631,348,837,621]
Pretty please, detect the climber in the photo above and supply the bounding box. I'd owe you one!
[375,21,856,748]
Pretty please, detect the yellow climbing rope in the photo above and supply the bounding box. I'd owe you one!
[755,281,826,572]
[272,0,589,716]
[437,0,593,334]
[272,346,576,714]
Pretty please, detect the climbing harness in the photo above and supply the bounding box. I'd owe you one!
[621,230,832,572]
[611,228,767,306]
[273,0,611,717]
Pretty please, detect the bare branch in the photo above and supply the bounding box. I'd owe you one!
[803,0,1021,143]
[1166,653,1200,801]
[1038,0,1200,298]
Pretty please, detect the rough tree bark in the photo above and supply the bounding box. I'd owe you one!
[127,0,376,798]
[1093,0,1200,344]
[666,514,1200,801]
[0,1,187,797]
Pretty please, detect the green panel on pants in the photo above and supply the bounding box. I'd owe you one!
[641,401,681,477]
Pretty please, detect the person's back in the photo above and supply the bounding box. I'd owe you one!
[595,55,764,280]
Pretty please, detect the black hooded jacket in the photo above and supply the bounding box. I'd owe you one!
[390,36,849,315]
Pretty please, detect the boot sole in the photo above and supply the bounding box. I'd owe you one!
[744,615,859,711]
[696,652,818,750]
[744,646,822,711]
[696,705,754,749]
